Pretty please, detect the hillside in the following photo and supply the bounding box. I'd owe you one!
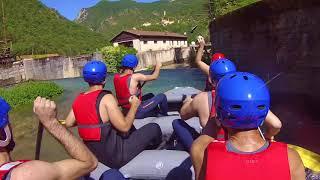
[76,0,258,42]
[76,0,210,42]
[0,0,107,56]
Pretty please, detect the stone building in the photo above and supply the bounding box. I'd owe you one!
[111,30,188,52]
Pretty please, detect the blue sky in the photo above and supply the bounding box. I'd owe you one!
[41,0,159,20]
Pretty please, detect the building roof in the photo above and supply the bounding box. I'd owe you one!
[111,30,187,42]
[126,30,186,38]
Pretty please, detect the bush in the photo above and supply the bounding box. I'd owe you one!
[100,46,137,73]
[0,81,63,109]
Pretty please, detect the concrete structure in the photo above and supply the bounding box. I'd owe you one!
[136,47,190,70]
[210,0,320,98]
[0,48,191,87]
[111,30,188,52]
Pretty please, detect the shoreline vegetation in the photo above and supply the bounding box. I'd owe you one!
[0,81,63,109]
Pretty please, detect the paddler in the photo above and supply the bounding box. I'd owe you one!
[0,96,98,180]
[195,36,226,91]
[194,72,305,180]
[113,54,169,119]
[65,60,162,169]
[173,59,282,152]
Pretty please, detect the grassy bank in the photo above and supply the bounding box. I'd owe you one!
[0,81,63,109]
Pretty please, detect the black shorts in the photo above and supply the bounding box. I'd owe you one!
[85,123,162,169]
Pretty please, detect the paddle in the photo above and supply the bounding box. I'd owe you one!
[190,25,211,61]
[35,122,43,160]
[35,119,66,160]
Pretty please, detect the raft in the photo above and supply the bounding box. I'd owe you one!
[87,87,320,180]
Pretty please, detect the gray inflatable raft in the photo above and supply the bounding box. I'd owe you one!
[88,87,202,180]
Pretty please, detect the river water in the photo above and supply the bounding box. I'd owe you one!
[9,68,320,162]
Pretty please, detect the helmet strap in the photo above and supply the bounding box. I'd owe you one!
[0,125,12,147]
[257,127,266,141]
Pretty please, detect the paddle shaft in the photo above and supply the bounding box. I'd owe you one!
[35,121,44,160]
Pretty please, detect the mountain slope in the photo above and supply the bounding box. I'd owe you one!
[0,0,107,56]
[76,0,210,42]
[76,0,259,42]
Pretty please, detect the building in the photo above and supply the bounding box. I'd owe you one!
[111,30,188,52]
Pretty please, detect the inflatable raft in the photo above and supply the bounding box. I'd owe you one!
[86,87,320,180]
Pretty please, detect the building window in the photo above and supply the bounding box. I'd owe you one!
[154,41,157,44]
[144,41,148,44]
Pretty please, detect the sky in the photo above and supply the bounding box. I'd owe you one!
[41,0,159,20]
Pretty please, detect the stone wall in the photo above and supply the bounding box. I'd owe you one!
[210,0,320,97]
[0,61,25,86]
[0,55,93,86]
[0,48,190,86]
[136,47,190,69]
[23,55,91,81]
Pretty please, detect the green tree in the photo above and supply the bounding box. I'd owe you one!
[100,46,137,73]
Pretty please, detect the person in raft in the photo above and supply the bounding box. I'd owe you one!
[195,35,226,91]
[113,54,169,119]
[194,72,305,180]
[65,60,162,169]
[0,97,15,164]
[173,59,282,153]
[0,96,98,180]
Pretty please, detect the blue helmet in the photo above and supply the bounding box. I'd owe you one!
[215,72,270,130]
[209,58,236,82]
[121,54,138,68]
[0,97,10,129]
[83,60,107,84]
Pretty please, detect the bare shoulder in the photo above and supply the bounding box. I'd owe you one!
[287,147,306,180]
[287,147,302,163]
[193,92,209,104]
[131,73,144,80]
[102,93,118,105]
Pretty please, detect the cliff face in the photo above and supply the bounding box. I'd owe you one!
[210,0,320,98]
[75,8,89,23]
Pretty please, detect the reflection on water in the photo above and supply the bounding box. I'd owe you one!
[9,69,320,162]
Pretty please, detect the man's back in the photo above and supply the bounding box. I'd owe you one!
[205,141,291,180]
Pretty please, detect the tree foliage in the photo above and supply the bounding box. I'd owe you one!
[77,0,210,42]
[0,0,108,56]
[77,0,258,43]
[100,46,137,73]
[210,0,258,17]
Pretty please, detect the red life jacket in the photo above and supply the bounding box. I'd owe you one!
[205,141,291,180]
[204,78,214,91]
[113,74,142,109]
[209,90,226,141]
[0,160,29,179]
[72,90,111,141]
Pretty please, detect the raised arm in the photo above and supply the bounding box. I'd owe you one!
[10,97,98,180]
[105,94,140,133]
[195,36,210,76]
[133,60,162,82]
[264,110,282,141]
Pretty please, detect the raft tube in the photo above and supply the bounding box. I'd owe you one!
[87,87,320,180]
